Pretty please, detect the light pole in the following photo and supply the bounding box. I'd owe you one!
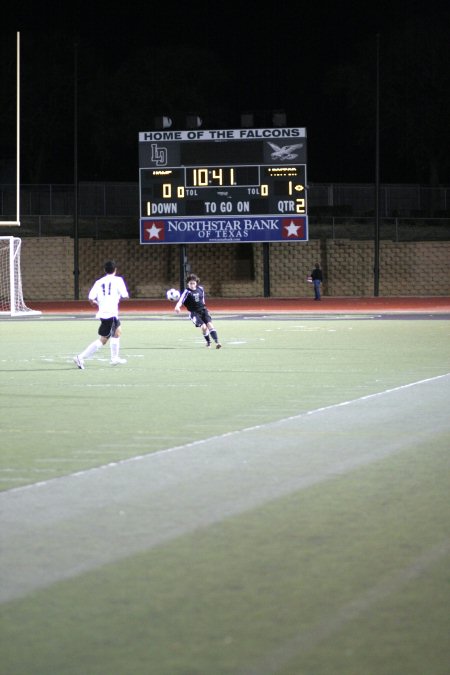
[374,33,380,296]
[73,41,80,300]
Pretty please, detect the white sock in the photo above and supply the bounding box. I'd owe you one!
[79,339,103,360]
[110,337,120,359]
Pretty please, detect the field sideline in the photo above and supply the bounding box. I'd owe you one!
[1,303,449,674]
[26,294,450,316]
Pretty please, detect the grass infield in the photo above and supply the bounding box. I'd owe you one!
[0,313,449,674]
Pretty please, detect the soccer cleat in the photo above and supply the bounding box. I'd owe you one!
[205,342,211,348]
[216,343,222,349]
[111,357,127,365]
[73,355,85,369]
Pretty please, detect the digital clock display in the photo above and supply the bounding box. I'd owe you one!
[138,128,308,244]
[185,166,260,187]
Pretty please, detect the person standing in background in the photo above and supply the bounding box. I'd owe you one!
[311,263,323,300]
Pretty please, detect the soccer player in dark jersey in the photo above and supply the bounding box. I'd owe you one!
[174,273,222,349]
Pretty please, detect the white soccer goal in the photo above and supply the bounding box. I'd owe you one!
[0,237,41,316]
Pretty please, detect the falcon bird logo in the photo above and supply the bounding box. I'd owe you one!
[268,142,303,161]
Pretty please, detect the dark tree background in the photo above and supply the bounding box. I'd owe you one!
[1,2,449,185]
[327,13,450,185]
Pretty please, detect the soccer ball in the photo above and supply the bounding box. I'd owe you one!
[166,288,180,302]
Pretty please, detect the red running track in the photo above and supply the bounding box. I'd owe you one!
[28,297,450,315]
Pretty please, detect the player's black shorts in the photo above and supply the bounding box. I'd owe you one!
[189,308,211,327]
[98,317,120,338]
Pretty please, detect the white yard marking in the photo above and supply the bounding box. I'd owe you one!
[0,373,449,603]
[242,539,450,675]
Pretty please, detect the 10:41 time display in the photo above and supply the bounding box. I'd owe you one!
[185,166,259,187]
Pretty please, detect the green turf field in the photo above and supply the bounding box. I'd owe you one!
[1,314,449,674]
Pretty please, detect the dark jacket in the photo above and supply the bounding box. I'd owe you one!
[311,267,323,282]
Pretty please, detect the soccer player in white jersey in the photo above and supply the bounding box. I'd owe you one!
[73,260,129,369]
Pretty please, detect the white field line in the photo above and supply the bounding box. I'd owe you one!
[5,372,450,495]
[242,538,450,675]
[0,373,449,603]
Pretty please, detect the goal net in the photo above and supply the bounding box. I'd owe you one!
[0,237,41,316]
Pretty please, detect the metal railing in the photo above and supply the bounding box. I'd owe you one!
[1,182,449,219]
[0,214,447,242]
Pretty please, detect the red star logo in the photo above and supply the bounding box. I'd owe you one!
[143,221,165,241]
[282,219,305,239]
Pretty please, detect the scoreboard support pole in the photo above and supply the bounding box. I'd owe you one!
[263,243,271,297]
[179,244,190,292]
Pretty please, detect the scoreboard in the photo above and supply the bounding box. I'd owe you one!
[138,128,308,244]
